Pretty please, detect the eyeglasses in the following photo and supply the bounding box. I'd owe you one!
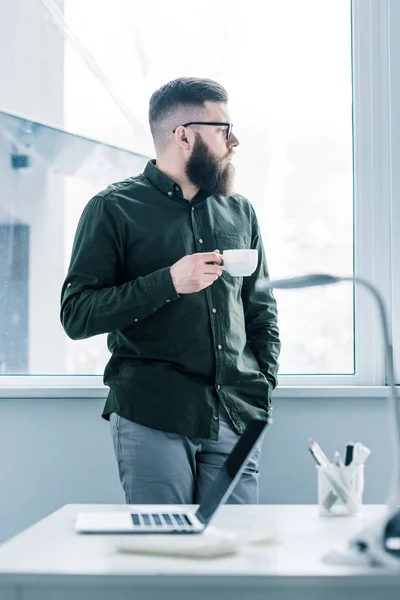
[172,122,233,140]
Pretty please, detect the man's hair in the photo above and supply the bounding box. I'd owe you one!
[149,77,228,150]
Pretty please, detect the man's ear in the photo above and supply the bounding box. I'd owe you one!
[174,126,192,151]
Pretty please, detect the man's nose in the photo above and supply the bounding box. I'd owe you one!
[228,132,239,148]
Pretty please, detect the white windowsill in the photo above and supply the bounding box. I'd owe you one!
[0,385,395,400]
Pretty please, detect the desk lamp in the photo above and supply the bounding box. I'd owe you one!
[256,274,400,568]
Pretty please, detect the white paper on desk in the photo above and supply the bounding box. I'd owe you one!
[115,527,278,559]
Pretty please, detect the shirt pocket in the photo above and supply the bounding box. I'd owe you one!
[215,232,250,287]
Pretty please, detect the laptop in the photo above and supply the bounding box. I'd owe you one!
[75,418,268,534]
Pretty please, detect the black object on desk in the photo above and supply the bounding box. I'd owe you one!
[345,443,354,466]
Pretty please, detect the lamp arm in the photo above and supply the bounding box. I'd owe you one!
[341,276,400,510]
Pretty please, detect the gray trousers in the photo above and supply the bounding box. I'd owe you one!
[110,403,262,505]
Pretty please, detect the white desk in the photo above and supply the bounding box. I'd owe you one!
[0,504,399,600]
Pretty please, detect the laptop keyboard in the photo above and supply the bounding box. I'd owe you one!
[130,512,194,530]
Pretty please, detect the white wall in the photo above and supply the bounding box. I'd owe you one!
[0,394,392,543]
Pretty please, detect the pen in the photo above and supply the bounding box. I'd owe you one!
[345,442,354,466]
[308,448,339,509]
[351,442,371,466]
[309,438,331,467]
[308,447,320,465]
[333,451,344,467]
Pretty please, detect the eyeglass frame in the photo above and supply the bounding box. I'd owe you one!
[172,122,233,140]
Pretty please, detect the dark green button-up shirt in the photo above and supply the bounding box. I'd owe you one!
[60,160,280,440]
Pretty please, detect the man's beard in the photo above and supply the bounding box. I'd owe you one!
[185,133,235,196]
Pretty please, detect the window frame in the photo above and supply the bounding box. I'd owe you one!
[0,0,396,394]
[388,0,400,384]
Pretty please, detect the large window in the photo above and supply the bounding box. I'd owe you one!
[0,0,397,387]
[389,0,400,384]
[63,0,354,377]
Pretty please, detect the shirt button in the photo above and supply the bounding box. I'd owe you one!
[199,238,203,244]
[168,191,172,196]
[217,385,221,390]
[66,282,72,288]
[166,299,171,303]
[217,345,222,350]
[174,185,179,192]
[192,207,195,211]
[214,416,219,421]
[212,308,217,313]
[134,318,138,322]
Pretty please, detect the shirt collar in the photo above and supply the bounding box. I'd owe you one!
[144,159,184,199]
[143,159,210,205]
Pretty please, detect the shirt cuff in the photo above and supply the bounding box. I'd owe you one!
[144,266,180,311]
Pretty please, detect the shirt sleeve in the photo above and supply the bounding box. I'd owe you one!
[60,195,179,340]
[241,205,281,391]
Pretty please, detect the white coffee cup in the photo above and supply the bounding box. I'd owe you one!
[221,249,258,277]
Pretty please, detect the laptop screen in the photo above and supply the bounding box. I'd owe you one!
[195,418,268,526]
